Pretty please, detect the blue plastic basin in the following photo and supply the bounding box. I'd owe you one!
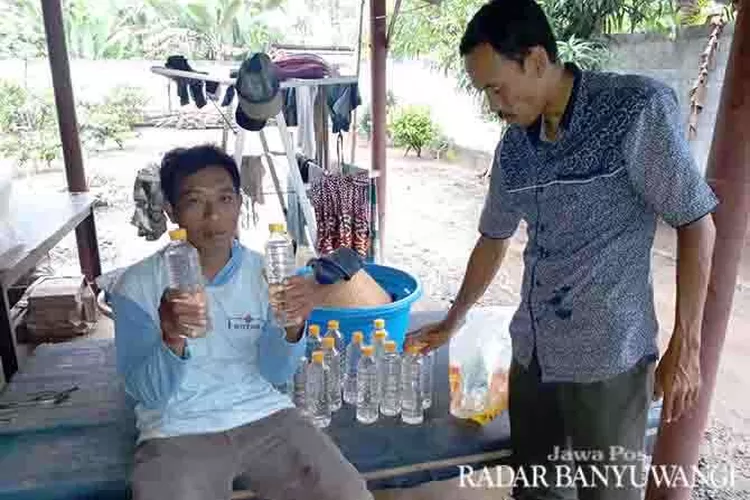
[307,263,422,350]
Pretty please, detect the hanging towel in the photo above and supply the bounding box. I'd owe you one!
[309,172,371,257]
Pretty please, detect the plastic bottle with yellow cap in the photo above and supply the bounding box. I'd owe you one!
[306,350,331,428]
[324,320,345,376]
[401,345,424,425]
[265,223,295,327]
[356,345,379,424]
[344,331,364,404]
[322,336,342,411]
[165,227,209,338]
[380,340,402,417]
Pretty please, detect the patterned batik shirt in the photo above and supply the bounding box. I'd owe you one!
[480,64,719,383]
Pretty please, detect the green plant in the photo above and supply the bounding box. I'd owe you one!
[389,106,439,158]
[359,107,372,138]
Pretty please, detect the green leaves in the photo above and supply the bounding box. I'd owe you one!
[389,106,439,158]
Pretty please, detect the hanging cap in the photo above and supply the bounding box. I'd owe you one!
[235,53,282,132]
[308,324,321,337]
[361,345,374,356]
[268,223,285,233]
[352,331,364,343]
[374,330,387,340]
[322,336,335,349]
[374,319,386,329]
[168,228,187,241]
[327,320,340,329]
[312,351,324,363]
[385,340,397,353]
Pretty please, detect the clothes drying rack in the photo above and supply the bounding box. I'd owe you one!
[151,65,361,258]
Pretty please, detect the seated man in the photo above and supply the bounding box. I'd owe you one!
[110,144,373,500]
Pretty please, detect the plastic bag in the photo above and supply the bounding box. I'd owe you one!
[449,306,514,425]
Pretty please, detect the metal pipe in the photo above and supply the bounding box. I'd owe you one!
[41,0,102,284]
[370,0,388,260]
[646,6,749,499]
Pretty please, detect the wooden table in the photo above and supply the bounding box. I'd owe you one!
[0,191,99,381]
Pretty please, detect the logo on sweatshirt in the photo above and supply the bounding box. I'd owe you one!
[227,314,263,331]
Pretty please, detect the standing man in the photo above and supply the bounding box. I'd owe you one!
[408,1,718,498]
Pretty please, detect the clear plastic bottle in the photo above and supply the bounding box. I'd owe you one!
[344,331,364,405]
[265,223,296,327]
[165,228,208,338]
[324,320,346,377]
[306,351,331,428]
[292,356,308,414]
[401,346,424,425]
[322,336,342,412]
[380,340,402,417]
[305,324,322,361]
[372,329,388,402]
[372,318,388,342]
[422,350,434,409]
[356,345,379,424]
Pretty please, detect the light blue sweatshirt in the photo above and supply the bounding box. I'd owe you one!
[110,241,305,443]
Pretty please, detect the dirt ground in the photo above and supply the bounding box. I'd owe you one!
[14,126,750,498]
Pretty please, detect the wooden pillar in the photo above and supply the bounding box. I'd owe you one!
[41,0,101,282]
[370,0,387,260]
[646,5,750,499]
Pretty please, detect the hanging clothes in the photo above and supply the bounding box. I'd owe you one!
[131,163,167,241]
[165,55,207,108]
[309,171,371,257]
[282,83,361,133]
[296,86,317,159]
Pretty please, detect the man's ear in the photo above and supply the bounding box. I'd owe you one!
[525,46,549,78]
[164,202,177,224]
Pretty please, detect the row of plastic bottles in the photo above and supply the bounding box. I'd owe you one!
[288,319,434,428]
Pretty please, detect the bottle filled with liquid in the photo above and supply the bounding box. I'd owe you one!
[292,356,307,415]
[265,223,296,327]
[306,351,331,428]
[372,318,388,342]
[324,320,346,377]
[401,346,424,425]
[305,324,322,361]
[165,228,209,338]
[322,336,342,412]
[344,331,364,405]
[356,345,379,424]
[422,350,434,409]
[380,340,402,417]
[372,329,388,402]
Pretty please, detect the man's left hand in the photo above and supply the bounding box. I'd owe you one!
[269,275,322,327]
[654,326,702,423]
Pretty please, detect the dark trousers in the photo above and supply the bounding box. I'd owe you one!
[509,354,655,500]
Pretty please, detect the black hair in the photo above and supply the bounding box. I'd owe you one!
[459,0,558,64]
[159,144,241,206]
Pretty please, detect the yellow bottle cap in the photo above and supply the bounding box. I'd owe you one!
[312,351,324,363]
[407,345,422,355]
[268,223,285,233]
[385,340,397,353]
[374,329,387,340]
[168,228,187,241]
[361,345,374,356]
[327,320,340,330]
[352,331,364,344]
[308,325,321,337]
[322,336,335,349]
[374,319,386,329]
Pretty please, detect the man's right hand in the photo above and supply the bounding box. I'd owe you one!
[159,289,208,356]
[404,317,463,354]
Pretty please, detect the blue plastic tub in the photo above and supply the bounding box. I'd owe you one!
[306,263,422,350]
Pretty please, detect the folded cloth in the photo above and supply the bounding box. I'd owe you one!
[307,247,364,285]
[272,54,331,80]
